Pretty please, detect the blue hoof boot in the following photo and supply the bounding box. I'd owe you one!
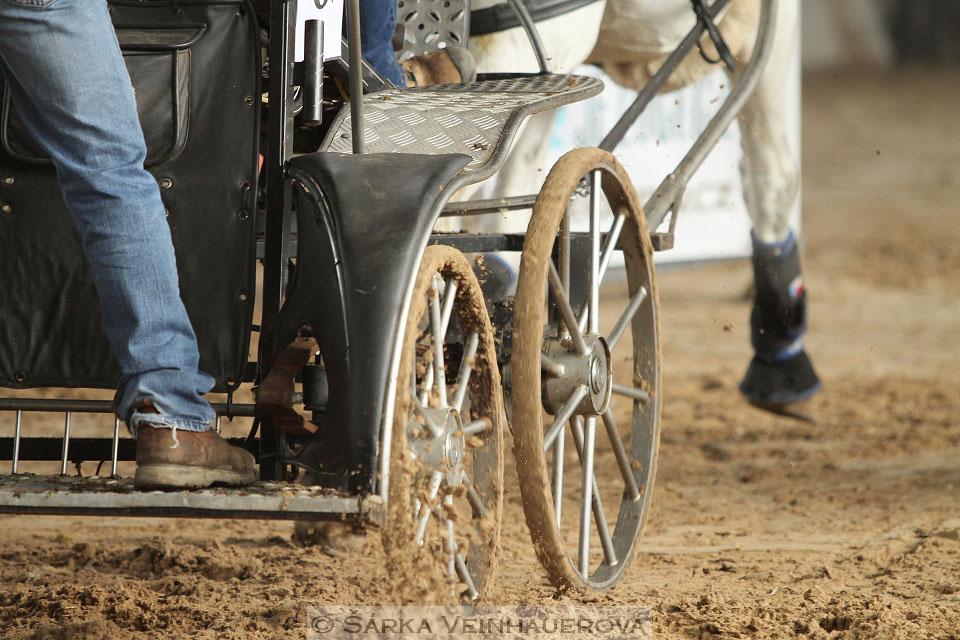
[739,349,822,407]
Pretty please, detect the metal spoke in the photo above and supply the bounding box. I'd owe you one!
[588,170,601,335]
[444,495,456,587]
[415,470,444,545]
[461,417,491,437]
[547,262,589,355]
[455,552,480,601]
[607,286,648,350]
[541,353,566,378]
[542,384,588,452]
[439,277,458,339]
[571,417,618,567]
[552,429,565,527]
[463,475,489,519]
[559,210,571,337]
[429,276,447,407]
[577,208,627,334]
[577,415,597,575]
[452,332,479,413]
[215,415,222,434]
[612,384,650,403]
[12,410,22,474]
[111,417,121,477]
[602,409,641,502]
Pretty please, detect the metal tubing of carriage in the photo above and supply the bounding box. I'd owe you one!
[506,0,552,74]
[641,0,776,231]
[346,0,364,153]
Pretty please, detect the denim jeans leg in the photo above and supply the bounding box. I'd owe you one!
[0,0,215,432]
[358,0,405,86]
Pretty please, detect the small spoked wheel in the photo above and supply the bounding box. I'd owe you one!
[512,148,661,594]
[383,245,504,603]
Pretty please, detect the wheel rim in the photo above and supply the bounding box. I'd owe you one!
[384,245,504,603]
[512,148,660,593]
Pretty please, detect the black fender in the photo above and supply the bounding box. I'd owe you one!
[276,152,470,494]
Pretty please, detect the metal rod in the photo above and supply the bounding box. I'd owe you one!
[589,170,601,335]
[455,552,480,601]
[608,286,648,350]
[540,353,566,378]
[0,398,256,416]
[463,474,489,518]
[111,417,120,477]
[612,384,651,403]
[599,0,734,153]
[577,415,597,575]
[601,409,641,502]
[642,0,777,232]
[452,332,479,412]
[346,0,364,153]
[416,471,444,545]
[559,210,571,338]
[440,194,538,217]
[429,276,448,407]
[548,262,589,356]
[571,416,618,566]
[12,410,21,473]
[215,415,222,435]
[60,411,71,476]
[578,208,628,334]
[506,0,552,74]
[552,429,564,528]
[542,385,587,452]
[439,278,458,340]
[461,417,490,437]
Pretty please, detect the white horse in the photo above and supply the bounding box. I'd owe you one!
[466,0,821,406]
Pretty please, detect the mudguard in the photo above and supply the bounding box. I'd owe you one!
[276,152,470,494]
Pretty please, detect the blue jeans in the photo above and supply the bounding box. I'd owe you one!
[359,0,405,87]
[0,0,215,433]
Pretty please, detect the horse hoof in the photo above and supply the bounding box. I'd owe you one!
[739,349,822,407]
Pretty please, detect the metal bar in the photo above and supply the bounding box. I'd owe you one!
[577,415,597,575]
[542,385,588,452]
[642,0,778,232]
[552,429,564,528]
[416,471,444,545]
[599,0,734,153]
[463,473,489,519]
[302,19,324,125]
[571,416,618,567]
[215,416,222,435]
[346,0,364,154]
[559,210,571,338]
[588,170,601,335]
[111,417,120,477]
[12,410,21,474]
[0,398,257,416]
[439,278,458,341]
[598,208,627,288]
[601,409,641,502]
[461,417,490,437]
[452,332,479,413]
[540,353,566,378]
[506,0,552,74]
[455,552,480,601]
[440,194,538,217]
[608,286,648,350]
[612,384,651,403]
[548,262,589,356]
[430,276,448,408]
[60,412,71,475]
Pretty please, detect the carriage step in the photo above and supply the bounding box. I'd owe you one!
[321,73,603,185]
[0,474,382,522]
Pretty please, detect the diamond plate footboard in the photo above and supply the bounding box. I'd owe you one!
[321,73,603,185]
[0,474,384,522]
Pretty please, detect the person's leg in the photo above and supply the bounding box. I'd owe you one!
[358,0,406,86]
[0,0,214,432]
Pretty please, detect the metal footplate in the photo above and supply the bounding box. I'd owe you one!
[322,73,603,185]
[0,474,384,522]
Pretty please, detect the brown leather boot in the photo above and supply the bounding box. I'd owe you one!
[401,46,477,87]
[134,425,257,490]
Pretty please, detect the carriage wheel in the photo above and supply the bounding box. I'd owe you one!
[511,148,661,594]
[383,245,504,602]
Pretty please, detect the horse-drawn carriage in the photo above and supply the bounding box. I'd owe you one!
[0,0,785,598]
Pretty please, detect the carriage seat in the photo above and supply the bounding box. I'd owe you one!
[320,73,602,186]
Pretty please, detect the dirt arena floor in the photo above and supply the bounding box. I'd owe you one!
[2,71,958,639]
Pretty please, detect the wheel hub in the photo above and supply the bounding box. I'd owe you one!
[542,334,613,416]
[408,407,466,486]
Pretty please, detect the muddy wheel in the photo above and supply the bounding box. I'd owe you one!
[511,148,661,594]
[383,245,504,602]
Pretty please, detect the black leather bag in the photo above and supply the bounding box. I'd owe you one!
[0,0,260,392]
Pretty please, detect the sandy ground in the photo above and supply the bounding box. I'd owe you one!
[1,71,958,639]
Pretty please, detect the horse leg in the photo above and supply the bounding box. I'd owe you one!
[732,0,821,407]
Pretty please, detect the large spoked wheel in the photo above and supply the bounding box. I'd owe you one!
[512,148,661,594]
[383,245,504,603]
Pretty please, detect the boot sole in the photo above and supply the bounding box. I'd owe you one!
[134,464,257,490]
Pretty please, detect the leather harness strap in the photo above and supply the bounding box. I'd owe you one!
[691,0,738,73]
